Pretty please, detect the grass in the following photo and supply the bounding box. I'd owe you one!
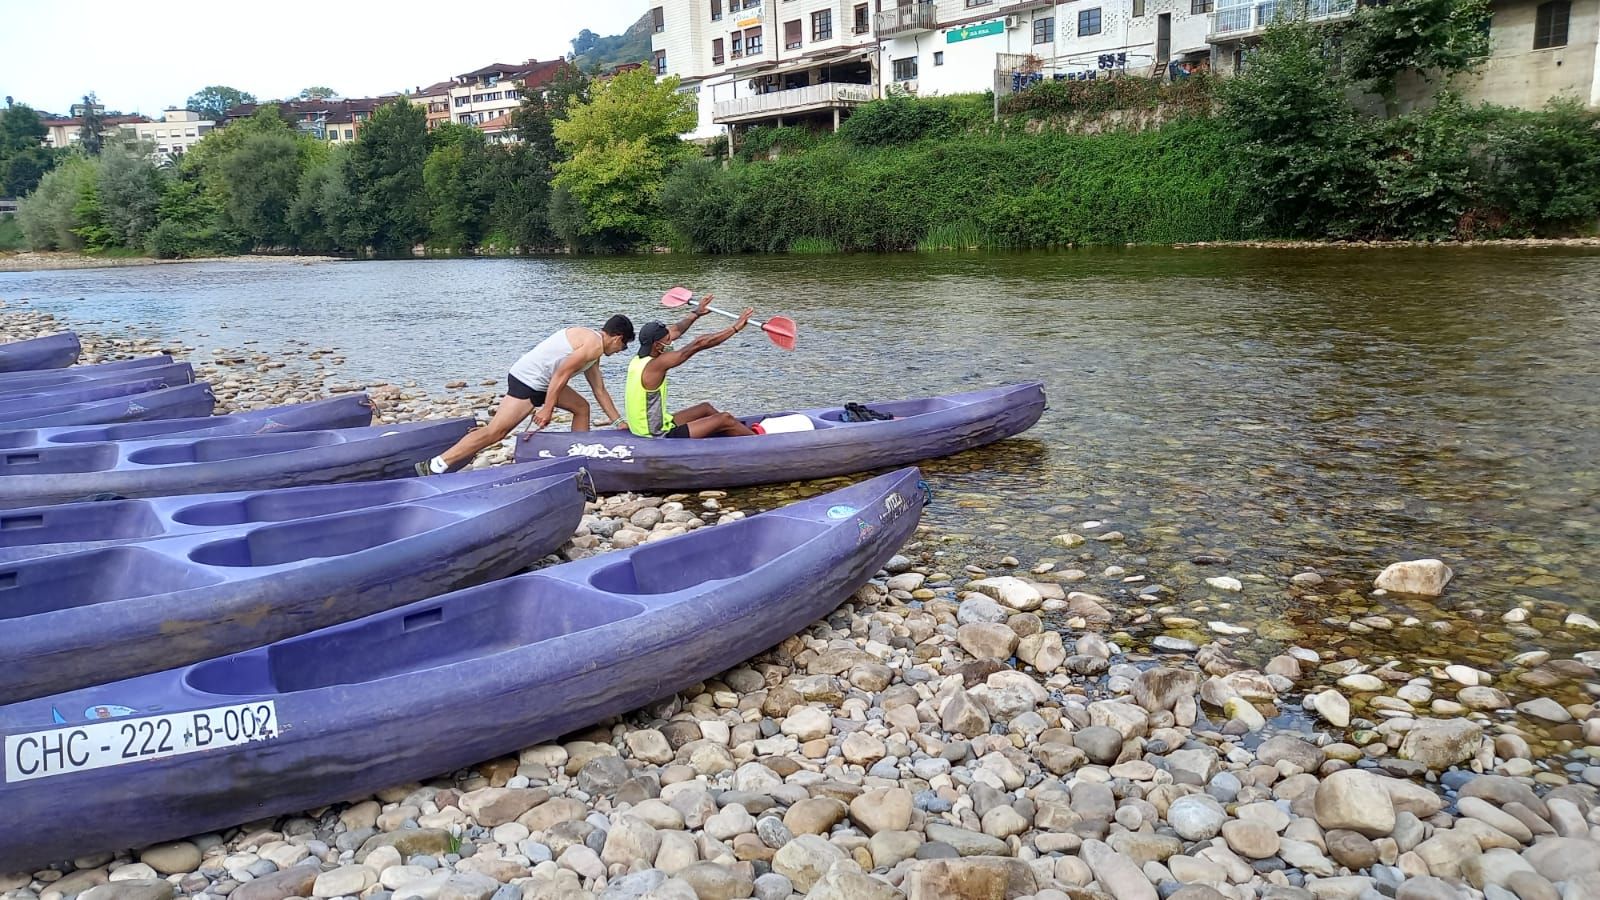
[786,236,841,254]
[917,222,989,252]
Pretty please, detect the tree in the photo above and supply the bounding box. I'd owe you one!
[552,67,696,248]
[513,63,588,171]
[1345,0,1492,109]
[571,29,600,56]
[187,85,257,123]
[0,103,57,197]
[298,86,340,100]
[16,157,97,250]
[220,131,305,246]
[78,93,105,156]
[347,100,430,255]
[423,124,491,250]
[96,146,167,247]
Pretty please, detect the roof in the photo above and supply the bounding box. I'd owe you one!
[413,80,456,97]
[226,97,386,119]
[479,113,513,131]
[454,58,570,88]
[44,114,153,128]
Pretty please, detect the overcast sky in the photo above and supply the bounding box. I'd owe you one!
[0,0,647,116]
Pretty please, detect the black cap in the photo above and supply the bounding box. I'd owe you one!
[637,321,669,357]
[602,314,635,344]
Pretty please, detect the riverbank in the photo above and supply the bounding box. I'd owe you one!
[0,252,344,273]
[0,309,1597,899]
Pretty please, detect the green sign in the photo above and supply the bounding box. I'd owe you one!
[946,19,1005,43]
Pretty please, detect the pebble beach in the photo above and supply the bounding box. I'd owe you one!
[1,306,1598,900]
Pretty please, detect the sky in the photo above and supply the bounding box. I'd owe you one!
[0,0,647,117]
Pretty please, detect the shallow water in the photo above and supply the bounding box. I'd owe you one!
[4,247,1598,663]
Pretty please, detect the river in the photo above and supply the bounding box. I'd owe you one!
[3,247,1597,667]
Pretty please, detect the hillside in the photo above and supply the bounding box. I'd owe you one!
[570,13,652,73]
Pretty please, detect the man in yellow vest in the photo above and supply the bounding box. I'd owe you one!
[626,295,757,439]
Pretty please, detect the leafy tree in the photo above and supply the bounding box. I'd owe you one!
[347,100,429,255]
[1345,0,1492,105]
[552,67,696,248]
[220,131,305,246]
[78,93,105,156]
[512,63,588,171]
[483,144,556,250]
[290,148,368,252]
[187,85,257,123]
[0,103,47,155]
[16,157,97,250]
[0,103,58,197]
[96,146,167,246]
[298,86,340,100]
[423,123,491,250]
[571,29,600,56]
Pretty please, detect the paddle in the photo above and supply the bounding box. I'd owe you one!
[662,287,797,351]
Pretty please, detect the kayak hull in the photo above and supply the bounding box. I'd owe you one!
[0,419,473,509]
[0,382,216,429]
[0,365,195,422]
[0,332,81,372]
[0,394,376,447]
[0,355,175,391]
[514,382,1045,491]
[0,465,590,705]
[0,468,925,867]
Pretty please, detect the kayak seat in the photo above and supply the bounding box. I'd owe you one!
[186,578,645,694]
[817,397,956,423]
[127,432,342,466]
[0,431,43,450]
[0,501,165,548]
[48,418,218,445]
[173,481,438,527]
[0,546,223,619]
[0,444,121,476]
[588,515,830,595]
[188,506,461,568]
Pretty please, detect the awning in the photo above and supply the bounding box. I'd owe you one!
[1173,45,1211,58]
[722,47,874,81]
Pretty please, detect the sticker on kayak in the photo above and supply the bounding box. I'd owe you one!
[564,443,634,460]
[83,705,137,721]
[882,492,911,526]
[826,505,857,519]
[5,701,279,783]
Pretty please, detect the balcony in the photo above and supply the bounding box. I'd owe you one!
[874,2,937,37]
[1209,0,1355,39]
[713,82,874,124]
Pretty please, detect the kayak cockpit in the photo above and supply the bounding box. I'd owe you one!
[0,501,167,547]
[0,547,223,619]
[185,578,645,694]
[173,480,440,526]
[816,396,958,422]
[46,418,219,444]
[0,444,122,475]
[187,506,462,568]
[587,514,830,595]
[127,432,342,466]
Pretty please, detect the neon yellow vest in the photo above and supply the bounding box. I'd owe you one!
[626,355,674,437]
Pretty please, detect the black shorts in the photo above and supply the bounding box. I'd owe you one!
[663,424,691,439]
[507,374,548,405]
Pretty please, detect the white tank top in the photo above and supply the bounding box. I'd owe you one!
[508,328,596,390]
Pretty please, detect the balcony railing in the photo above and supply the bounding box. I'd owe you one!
[714,82,874,122]
[873,2,937,37]
[1210,0,1355,37]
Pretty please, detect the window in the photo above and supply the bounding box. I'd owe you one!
[965,0,991,6]
[732,31,743,56]
[855,3,870,32]
[813,9,832,40]
[1033,16,1054,43]
[746,25,763,52]
[652,6,665,32]
[743,0,759,8]
[711,0,722,20]
[654,49,668,74]
[1133,0,1144,15]
[1078,7,1102,35]
[713,37,725,63]
[344,129,353,139]
[1191,0,1212,12]
[933,50,944,65]
[892,55,918,80]
[785,19,802,48]
[1534,0,1569,48]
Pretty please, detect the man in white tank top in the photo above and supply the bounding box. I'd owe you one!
[416,315,635,475]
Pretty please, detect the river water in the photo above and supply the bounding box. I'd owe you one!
[3,248,1597,667]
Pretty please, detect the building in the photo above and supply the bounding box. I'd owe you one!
[225,98,385,142]
[412,80,457,131]
[1392,0,1600,110]
[446,59,568,131]
[42,113,152,150]
[652,0,881,140]
[120,109,217,160]
[1206,0,1355,74]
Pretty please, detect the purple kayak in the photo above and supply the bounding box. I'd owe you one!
[0,332,80,372]
[0,419,473,509]
[0,464,589,706]
[0,364,194,419]
[0,458,587,564]
[0,394,375,447]
[515,382,1045,492]
[0,466,923,867]
[0,383,215,430]
[0,354,175,390]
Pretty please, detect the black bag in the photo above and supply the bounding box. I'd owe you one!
[841,402,894,423]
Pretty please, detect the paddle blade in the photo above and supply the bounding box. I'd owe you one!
[762,316,798,351]
[661,287,695,308]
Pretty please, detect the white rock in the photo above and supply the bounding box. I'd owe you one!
[1205,576,1243,592]
[1374,559,1453,596]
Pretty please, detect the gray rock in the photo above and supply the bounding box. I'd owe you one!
[1081,839,1157,900]
[1167,795,1226,842]
[1313,769,1397,837]
[79,882,175,900]
[1398,718,1483,770]
[1522,837,1600,882]
[577,755,631,796]
[1074,726,1124,765]
[923,823,1010,856]
[1394,876,1466,900]
[1256,735,1325,772]
[771,835,846,892]
[752,873,792,900]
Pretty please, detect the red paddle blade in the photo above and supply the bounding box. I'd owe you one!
[661,287,695,308]
[762,315,797,351]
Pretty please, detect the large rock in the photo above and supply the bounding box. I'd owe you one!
[355,829,456,863]
[601,815,662,866]
[1522,836,1600,882]
[138,842,201,875]
[1133,668,1201,713]
[941,688,992,737]
[784,797,849,835]
[771,835,847,892]
[1167,795,1226,842]
[230,865,319,900]
[1088,700,1149,739]
[1414,830,1481,879]
[1374,559,1453,596]
[1379,777,1446,818]
[968,577,1043,611]
[850,788,913,835]
[957,623,1020,660]
[1399,718,1483,769]
[1080,839,1157,900]
[1016,631,1066,672]
[79,882,174,900]
[780,706,832,742]
[805,860,899,900]
[459,787,548,827]
[674,862,755,900]
[902,857,1038,900]
[1256,735,1325,772]
[312,865,376,898]
[924,823,1010,857]
[1314,769,1397,837]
